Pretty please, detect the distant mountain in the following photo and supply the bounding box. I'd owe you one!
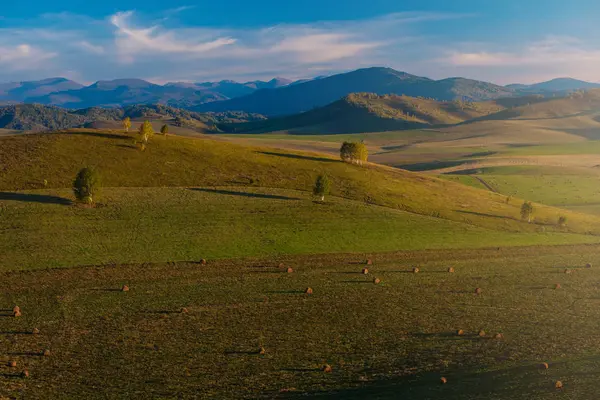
[219,93,506,134]
[0,78,84,102]
[195,67,516,116]
[506,78,600,92]
[0,103,265,132]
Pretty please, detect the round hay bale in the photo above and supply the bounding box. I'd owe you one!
[373,278,381,285]
[305,287,313,295]
[121,285,130,292]
[181,307,189,314]
[7,360,16,368]
[259,346,266,355]
[12,306,20,313]
[457,329,464,336]
[286,267,294,273]
[13,310,22,318]
[448,267,455,273]
[440,377,447,384]
[200,259,207,265]
[362,268,369,275]
[413,267,420,274]
[366,259,373,265]
[564,269,571,274]
[586,263,592,268]
[495,333,504,340]
[541,362,549,369]
[43,349,51,357]
[555,283,561,289]
[478,330,486,337]
[475,288,482,295]
[21,370,30,378]
[555,381,563,389]
[321,364,332,373]
[32,328,40,335]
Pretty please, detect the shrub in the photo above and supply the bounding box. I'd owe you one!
[558,216,567,227]
[520,201,534,222]
[160,124,169,135]
[73,167,101,204]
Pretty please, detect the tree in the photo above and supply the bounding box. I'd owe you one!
[138,121,154,144]
[313,174,331,202]
[339,141,368,165]
[520,201,534,223]
[160,124,169,135]
[123,117,131,132]
[558,216,567,227]
[73,167,100,204]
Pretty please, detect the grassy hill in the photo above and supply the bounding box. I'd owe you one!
[220,93,506,134]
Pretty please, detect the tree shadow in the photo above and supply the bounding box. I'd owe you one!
[58,131,129,140]
[0,192,72,205]
[257,151,338,163]
[190,188,300,201]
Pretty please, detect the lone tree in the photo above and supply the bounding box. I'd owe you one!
[73,167,100,204]
[160,124,169,135]
[340,141,368,165]
[123,117,131,132]
[521,201,534,223]
[313,174,331,202]
[139,121,154,144]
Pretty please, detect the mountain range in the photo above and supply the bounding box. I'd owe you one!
[1,68,599,116]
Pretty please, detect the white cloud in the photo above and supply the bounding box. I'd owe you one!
[76,41,105,55]
[0,44,56,70]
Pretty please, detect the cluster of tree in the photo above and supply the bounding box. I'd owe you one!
[340,141,368,165]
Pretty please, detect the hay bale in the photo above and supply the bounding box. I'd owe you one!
[366,259,373,265]
[475,288,482,295]
[586,263,592,268]
[373,278,381,285]
[13,310,22,318]
[478,330,486,337]
[305,287,313,295]
[495,333,504,340]
[7,360,16,368]
[200,259,207,265]
[121,285,130,292]
[555,283,561,289]
[32,328,40,335]
[541,362,549,369]
[448,267,455,273]
[440,377,447,384]
[181,307,189,314]
[286,267,294,273]
[555,381,563,389]
[321,364,332,373]
[12,305,20,313]
[362,268,369,275]
[259,346,266,355]
[21,370,30,378]
[43,349,51,357]
[413,267,420,274]
[457,329,464,336]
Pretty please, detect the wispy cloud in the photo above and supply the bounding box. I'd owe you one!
[0,44,56,70]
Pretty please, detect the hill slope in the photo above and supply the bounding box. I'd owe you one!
[220,93,506,134]
[0,77,84,101]
[1,130,599,236]
[194,67,516,116]
[507,78,600,92]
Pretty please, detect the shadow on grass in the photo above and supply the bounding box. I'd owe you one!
[58,131,129,140]
[395,160,467,172]
[8,351,44,357]
[266,290,305,294]
[0,331,35,335]
[258,151,338,163]
[190,188,300,201]
[89,288,125,293]
[0,192,72,205]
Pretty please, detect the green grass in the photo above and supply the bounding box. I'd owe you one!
[3,187,597,271]
[2,130,599,235]
[3,245,600,398]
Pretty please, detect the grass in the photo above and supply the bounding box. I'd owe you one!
[2,130,599,235]
[2,187,598,271]
[3,245,600,398]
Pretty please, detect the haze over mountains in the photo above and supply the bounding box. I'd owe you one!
[1,67,599,117]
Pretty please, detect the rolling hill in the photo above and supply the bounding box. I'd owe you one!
[507,78,600,93]
[0,77,84,102]
[194,67,517,116]
[219,93,507,134]
[0,104,265,132]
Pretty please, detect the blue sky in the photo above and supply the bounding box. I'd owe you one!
[1,0,600,84]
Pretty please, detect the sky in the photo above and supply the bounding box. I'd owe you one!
[1,0,600,85]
